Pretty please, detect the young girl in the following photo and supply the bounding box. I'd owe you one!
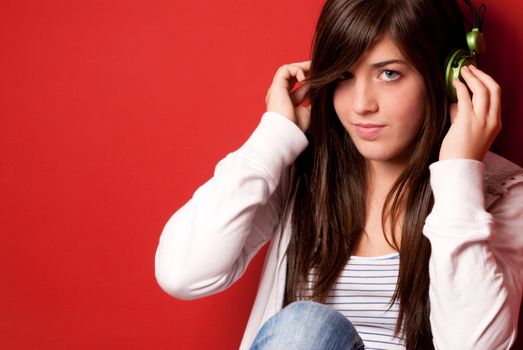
[155,0,523,348]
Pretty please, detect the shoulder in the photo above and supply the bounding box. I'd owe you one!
[483,151,523,209]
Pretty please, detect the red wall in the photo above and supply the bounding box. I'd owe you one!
[1,1,521,349]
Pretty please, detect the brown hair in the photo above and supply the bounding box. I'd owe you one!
[283,0,468,348]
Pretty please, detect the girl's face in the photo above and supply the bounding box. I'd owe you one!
[333,34,425,167]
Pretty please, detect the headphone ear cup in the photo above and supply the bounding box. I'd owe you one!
[444,49,477,102]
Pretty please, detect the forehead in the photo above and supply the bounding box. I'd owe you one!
[353,34,407,67]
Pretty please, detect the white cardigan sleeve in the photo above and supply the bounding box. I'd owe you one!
[155,112,308,300]
[423,159,523,349]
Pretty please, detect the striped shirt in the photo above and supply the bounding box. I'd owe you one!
[308,253,405,350]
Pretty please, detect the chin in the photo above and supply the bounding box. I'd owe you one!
[354,145,408,164]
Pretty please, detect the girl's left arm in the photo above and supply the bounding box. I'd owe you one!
[425,65,523,349]
[424,160,523,349]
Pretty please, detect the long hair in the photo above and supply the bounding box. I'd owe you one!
[283,0,468,348]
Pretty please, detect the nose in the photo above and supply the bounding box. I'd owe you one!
[351,79,378,115]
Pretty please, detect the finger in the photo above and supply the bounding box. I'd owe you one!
[468,65,501,124]
[460,65,489,120]
[273,64,307,90]
[296,68,306,82]
[453,77,473,116]
[290,60,311,71]
[278,61,310,75]
[288,62,312,83]
[449,102,458,124]
[290,81,311,106]
[468,65,499,90]
[295,105,311,131]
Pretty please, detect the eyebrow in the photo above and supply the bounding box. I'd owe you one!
[370,59,408,69]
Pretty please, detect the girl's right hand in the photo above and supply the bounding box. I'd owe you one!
[265,60,311,132]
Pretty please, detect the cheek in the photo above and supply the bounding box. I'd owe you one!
[408,91,425,128]
[332,87,349,124]
[391,85,425,128]
[332,88,342,117]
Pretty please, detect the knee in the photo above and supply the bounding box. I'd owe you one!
[278,301,349,333]
[264,301,352,340]
[250,301,363,350]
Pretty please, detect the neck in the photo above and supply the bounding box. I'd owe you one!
[366,159,407,193]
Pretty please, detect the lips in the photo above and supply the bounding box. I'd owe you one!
[353,123,386,140]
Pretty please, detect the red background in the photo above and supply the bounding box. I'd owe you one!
[1,0,522,349]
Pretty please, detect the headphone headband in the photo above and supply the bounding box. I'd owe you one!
[462,0,486,30]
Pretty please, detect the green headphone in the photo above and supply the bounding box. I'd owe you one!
[445,0,486,102]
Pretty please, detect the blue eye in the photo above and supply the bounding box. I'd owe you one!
[380,70,401,81]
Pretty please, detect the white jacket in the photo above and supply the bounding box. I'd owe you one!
[155,112,523,349]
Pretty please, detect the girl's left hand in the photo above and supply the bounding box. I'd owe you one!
[439,64,502,161]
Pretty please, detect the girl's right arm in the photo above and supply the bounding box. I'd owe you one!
[155,61,311,300]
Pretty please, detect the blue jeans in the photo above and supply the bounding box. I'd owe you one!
[250,301,365,350]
